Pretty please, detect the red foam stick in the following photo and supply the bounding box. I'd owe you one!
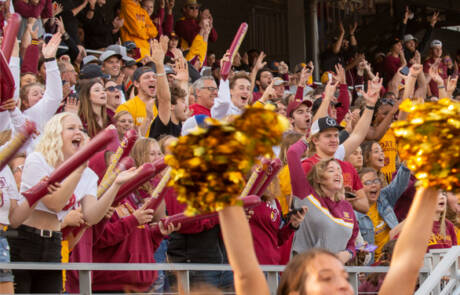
[0,50,15,105]
[151,195,261,234]
[1,14,21,63]
[255,158,282,197]
[0,121,36,171]
[248,158,271,196]
[112,158,167,206]
[220,22,248,81]
[22,128,117,207]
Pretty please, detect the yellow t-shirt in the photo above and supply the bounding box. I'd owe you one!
[367,203,390,261]
[379,130,397,183]
[277,165,291,215]
[116,96,158,136]
[456,227,460,245]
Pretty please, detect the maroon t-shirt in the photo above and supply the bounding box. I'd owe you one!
[427,220,457,250]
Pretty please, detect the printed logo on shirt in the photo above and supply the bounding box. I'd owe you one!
[428,233,452,247]
[267,201,279,222]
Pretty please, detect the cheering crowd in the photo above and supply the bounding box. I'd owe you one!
[0,0,459,293]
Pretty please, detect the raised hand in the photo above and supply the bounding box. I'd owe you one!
[253,51,267,72]
[403,6,411,23]
[339,22,345,35]
[324,78,339,99]
[172,57,189,82]
[429,64,444,85]
[150,39,165,65]
[334,63,346,84]
[349,21,358,35]
[430,11,439,27]
[446,75,458,96]
[260,80,275,103]
[409,63,423,78]
[55,16,66,35]
[42,32,62,59]
[167,0,175,11]
[278,61,289,75]
[112,16,124,31]
[64,96,80,114]
[159,35,169,56]
[360,74,382,106]
[170,47,184,60]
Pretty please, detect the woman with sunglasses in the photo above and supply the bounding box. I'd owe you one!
[355,164,410,263]
[105,80,124,121]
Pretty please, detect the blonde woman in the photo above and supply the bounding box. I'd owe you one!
[7,112,139,293]
[112,110,135,141]
[427,191,457,250]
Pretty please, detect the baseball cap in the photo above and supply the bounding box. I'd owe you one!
[132,66,156,82]
[181,115,209,136]
[311,98,342,116]
[122,56,137,67]
[100,50,122,62]
[390,37,402,45]
[310,116,344,136]
[106,45,127,58]
[184,0,200,6]
[273,77,287,86]
[170,31,179,40]
[79,64,110,80]
[430,40,442,48]
[403,34,417,43]
[164,64,176,75]
[122,41,137,51]
[286,98,313,117]
[82,55,100,65]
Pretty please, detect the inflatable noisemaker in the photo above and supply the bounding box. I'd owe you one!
[220,22,248,81]
[112,158,167,206]
[22,128,117,206]
[99,129,138,185]
[1,13,21,63]
[96,156,136,198]
[246,158,271,196]
[145,167,171,210]
[0,121,36,171]
[255,158,282,196]
[151,195,261,234]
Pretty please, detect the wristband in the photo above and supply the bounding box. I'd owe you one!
[365,105,375,110]
[156,72,166,77]
[438,86,445,89]
[44,57,56,62]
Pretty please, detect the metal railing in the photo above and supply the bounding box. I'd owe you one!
[415,246,460,295]
[0,247,458,295]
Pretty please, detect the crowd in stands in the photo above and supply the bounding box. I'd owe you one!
[0,0,459,293]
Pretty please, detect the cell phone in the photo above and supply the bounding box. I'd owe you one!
[355,84,364,91]
[327,72,333,81]
[345,191,357,200]
[285,208,305,220]
[356,243,378,252]
[399,66,410,76]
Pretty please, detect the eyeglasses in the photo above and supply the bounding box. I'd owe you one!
[363,179,381,186]
[106,85,123,92]
[380,98,395,106]
[201,86,218,92]
[188,5,199,10]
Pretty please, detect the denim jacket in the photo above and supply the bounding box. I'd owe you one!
[355,165,411,262]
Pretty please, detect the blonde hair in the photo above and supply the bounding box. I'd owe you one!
[130,137,162,193]
[307,158,344,201]
[35,112,81,168]
[279,131,303,165]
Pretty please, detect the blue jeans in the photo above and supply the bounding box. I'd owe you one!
[152,239,169,292]
[0,236,13,282]
[189,270,234,291]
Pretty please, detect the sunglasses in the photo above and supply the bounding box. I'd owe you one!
[187,5,199,10]
[380,98,395,106]
[106,85,123,92]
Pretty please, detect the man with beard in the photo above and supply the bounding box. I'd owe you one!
[252,67,273,102]
[115,40,169,136]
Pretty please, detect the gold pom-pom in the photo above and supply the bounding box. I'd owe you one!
[391,98,459,192]
[166,105,288,215]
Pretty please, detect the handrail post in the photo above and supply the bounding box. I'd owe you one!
[177,270,190,294]
[348,271,358,293]
[266,271,279,295]
[79,269,92,295]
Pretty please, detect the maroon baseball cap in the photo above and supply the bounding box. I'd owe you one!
[286,99,313,117]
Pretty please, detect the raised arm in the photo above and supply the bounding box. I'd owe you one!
[379,187,438,295]
[151,37,172,125]
[218,205,270,295]
[312,78,338,122]
[382,164,411,207]
[287,139,315,199]
[332,23,345,54]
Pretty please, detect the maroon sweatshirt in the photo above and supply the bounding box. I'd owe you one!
[249,198,295,265]
[92,190,164,292]
[427,220,457,250]
[14,0,52,18]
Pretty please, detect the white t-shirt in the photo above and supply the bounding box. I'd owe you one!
[334,144,346,161]
[0,166,21,225]
[19,151,98,221]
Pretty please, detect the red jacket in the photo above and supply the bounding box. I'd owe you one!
[92,191,164,292]
[249,198,295,265]
[189,103,211,117]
